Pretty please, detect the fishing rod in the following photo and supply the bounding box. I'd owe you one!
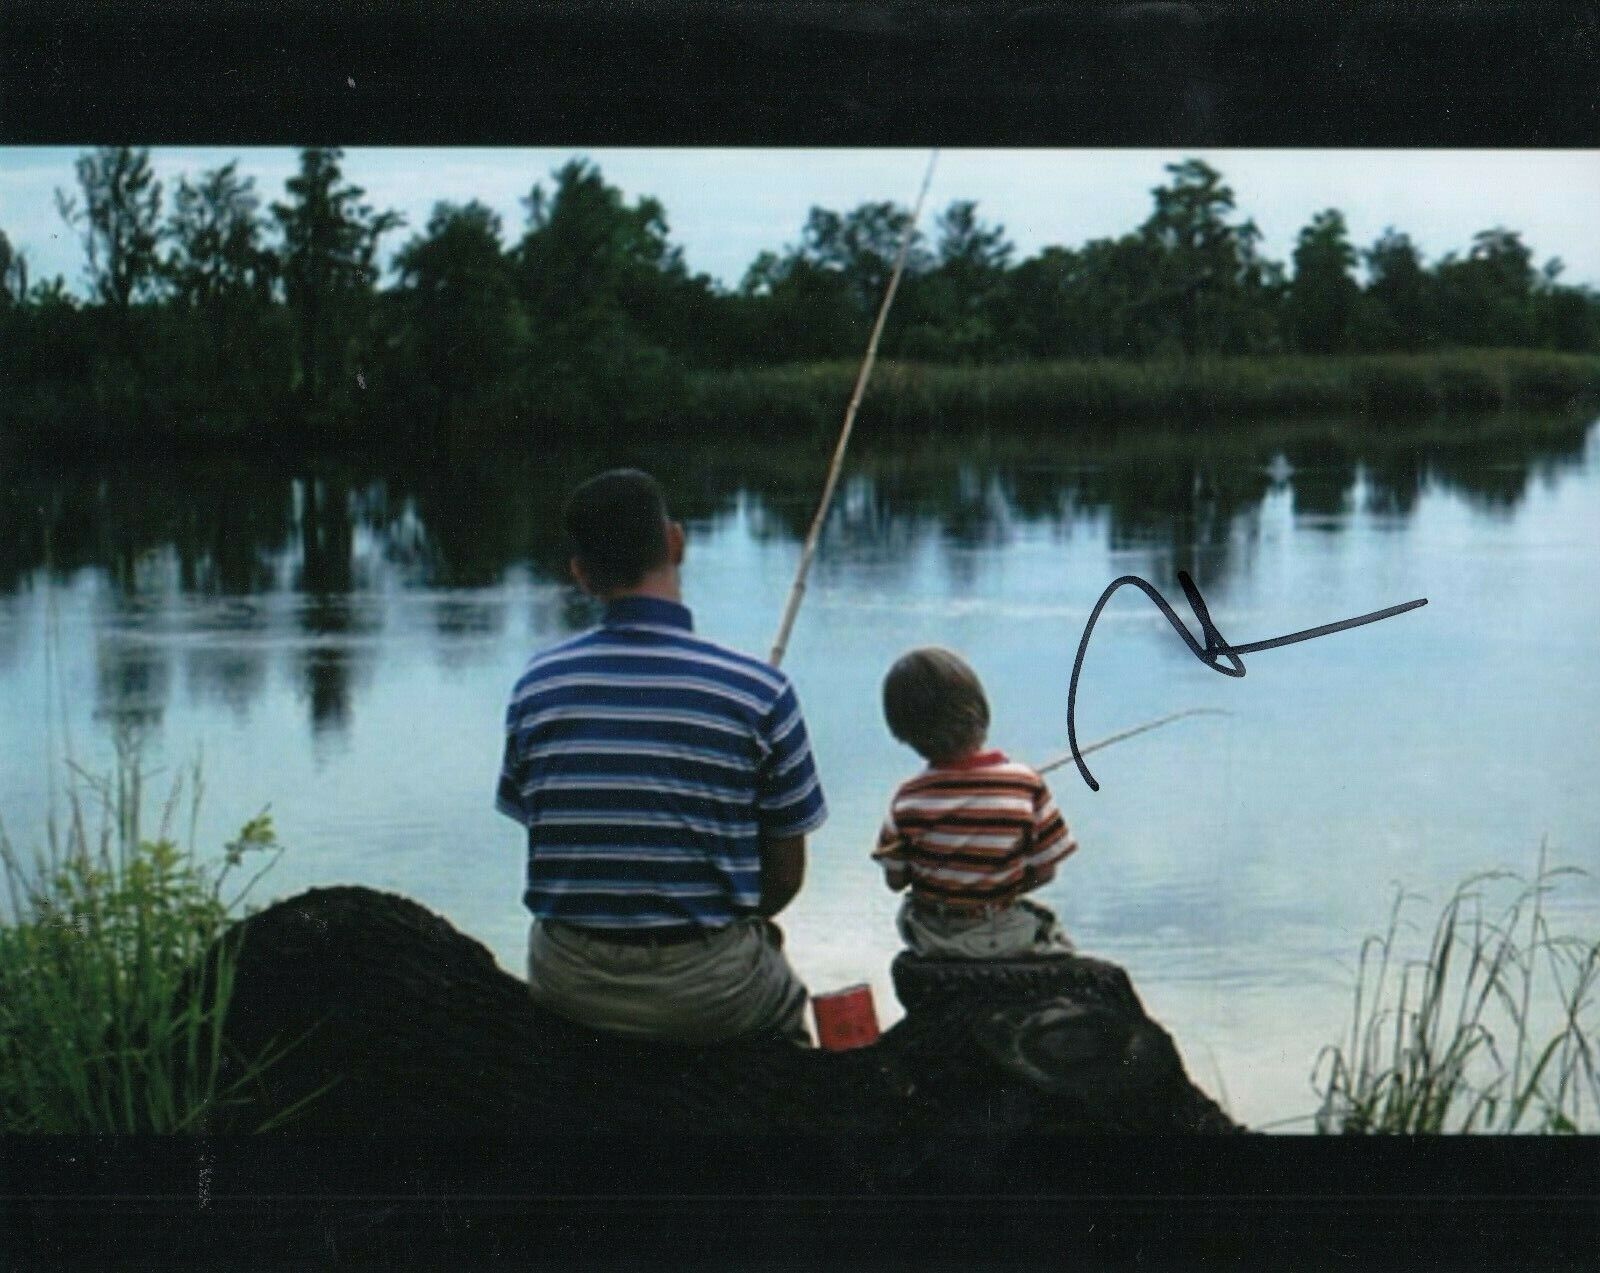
[760,153,1223,776]
[1034,707,1230,778]
[768,149,940,669]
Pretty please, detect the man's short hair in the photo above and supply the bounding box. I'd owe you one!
[882,646,990,764]
[563,469,671,594]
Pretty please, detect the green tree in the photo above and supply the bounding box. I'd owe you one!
[393,201,529,433]
[512,159,689,423]
[164,162,275,311]
[795,202,932,317]
[515,159,682,328]
[735,200,933,361]
[160,162,287,415]
[1287,209,1360,353]
[737,250,859,362]
[1531,260,1600,353]
[271,148,403,405]
[54,148,165,310]
[1138,159,1274,356]
[934,200,1014,278]
[0,230,28,307]
[904,201,1016,361]
[1432,228,1537,347]
[1361,229,1432,351]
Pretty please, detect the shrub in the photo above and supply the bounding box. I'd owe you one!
[681,351,1600,439]
[0,749,302,1133]
[1312,847,1600,1134]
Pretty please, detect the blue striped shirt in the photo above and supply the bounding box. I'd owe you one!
[496,595,828,928]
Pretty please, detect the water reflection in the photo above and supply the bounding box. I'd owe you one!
[2,411,1593,739]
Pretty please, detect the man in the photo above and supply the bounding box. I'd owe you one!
[496,468,828,1045]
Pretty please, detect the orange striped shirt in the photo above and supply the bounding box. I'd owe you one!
[873,749,1077,911]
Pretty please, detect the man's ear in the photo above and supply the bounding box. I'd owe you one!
[666,520,686,566]
[569,556,592,594]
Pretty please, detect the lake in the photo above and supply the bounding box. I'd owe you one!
[3,410,1598,1130]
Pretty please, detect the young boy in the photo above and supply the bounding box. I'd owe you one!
[874,646,1079,960]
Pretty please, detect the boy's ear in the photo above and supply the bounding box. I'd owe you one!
[666,520,685,566]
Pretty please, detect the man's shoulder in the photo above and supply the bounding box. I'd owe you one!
[510,626,791,702]
[510,627,606,689]
[664,631,792,701]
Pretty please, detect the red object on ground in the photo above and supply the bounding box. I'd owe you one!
[811,983,881,1051]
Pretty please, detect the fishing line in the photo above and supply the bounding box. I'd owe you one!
[1035,707,1230,777]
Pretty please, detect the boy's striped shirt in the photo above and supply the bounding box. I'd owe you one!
[873,750,1075,910]
[497,595,827,929]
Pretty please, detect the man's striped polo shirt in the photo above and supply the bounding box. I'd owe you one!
[496,595,828,929]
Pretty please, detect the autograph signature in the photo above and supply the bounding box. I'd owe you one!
[1066,571,1429,791]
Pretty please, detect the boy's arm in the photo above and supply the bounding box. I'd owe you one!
[1020,776,1077,892]
[871,806,911,893]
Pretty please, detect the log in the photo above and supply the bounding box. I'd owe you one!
[214,886,1242,1149]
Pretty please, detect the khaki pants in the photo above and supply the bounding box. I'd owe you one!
[527,917,812,1046]
[896,895,1076,960]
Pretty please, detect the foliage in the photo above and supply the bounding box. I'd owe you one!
[54,147,165,311]
[1312,848,1600,1134]
[1431,229,1540,349]
[0,747,300,1133]
[4,150,1600,447]
[1288,209,1360,354]
[272,147,404,407]
[681,350,1600,438]
[164,161,276,312]
[1360,228,1432,352]
[900,200,1016,362]
[508,159,697,424]
[392,200,529,434]
[1136,159,1280,357]
[0,229,29,306]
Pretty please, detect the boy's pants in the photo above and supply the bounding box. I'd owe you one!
[527,916,812,1046]
[896,895,1076,960]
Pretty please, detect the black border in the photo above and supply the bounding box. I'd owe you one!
[7,1134,1600,1265]
[3,0,1599,147]
[4,0,1600,1264]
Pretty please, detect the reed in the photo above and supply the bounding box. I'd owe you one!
[1312,845,1600,1134]
[0,737,302,1133]
[684,350,1600,438]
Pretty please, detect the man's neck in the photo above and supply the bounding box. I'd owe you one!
[601,571,680,606]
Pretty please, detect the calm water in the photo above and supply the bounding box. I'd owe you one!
[4,413,1599,1129]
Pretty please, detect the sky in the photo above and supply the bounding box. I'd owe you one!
[3,147,1599,294]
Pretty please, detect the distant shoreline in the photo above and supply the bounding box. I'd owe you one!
[684,349,1600,436]
[2,349,1597,457]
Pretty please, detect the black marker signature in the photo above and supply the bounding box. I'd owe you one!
[1066,571,1428,791]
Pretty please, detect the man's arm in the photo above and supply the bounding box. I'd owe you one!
[758,834,807,918]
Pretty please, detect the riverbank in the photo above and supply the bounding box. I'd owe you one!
[2,349,1597,458]
[683,349,1600,436]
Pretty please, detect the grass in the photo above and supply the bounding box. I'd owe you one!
[683,350,1600,437]
[0,738,304,1133]
[1311,846,1600,1134]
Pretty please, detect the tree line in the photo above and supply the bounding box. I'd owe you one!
[2,147,1597,444]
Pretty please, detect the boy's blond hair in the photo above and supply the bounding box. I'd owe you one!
[882,646,990,764]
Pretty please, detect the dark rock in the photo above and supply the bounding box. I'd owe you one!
[214,885,1242,1149]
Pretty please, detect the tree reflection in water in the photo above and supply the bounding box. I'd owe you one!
[1,411,1591,739]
